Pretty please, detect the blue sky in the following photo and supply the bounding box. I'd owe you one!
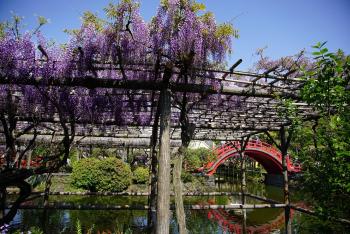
[1,0,349,69]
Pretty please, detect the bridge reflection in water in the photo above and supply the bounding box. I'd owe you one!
[7,182,307,233]
[202,191,304,234]
[207,205,291,234]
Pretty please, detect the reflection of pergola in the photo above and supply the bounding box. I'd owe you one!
[0,62,318,232]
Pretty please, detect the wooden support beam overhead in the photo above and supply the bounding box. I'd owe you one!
[222,59,243,80]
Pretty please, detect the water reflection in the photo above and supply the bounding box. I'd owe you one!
[7,181,303,233]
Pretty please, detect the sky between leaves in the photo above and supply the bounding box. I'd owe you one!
[0,0,349,70]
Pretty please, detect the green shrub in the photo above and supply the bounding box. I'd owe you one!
[13,227,44,234]
[95,157,132,192]
[71,157,132,192]
[133,167,149,184]
[181,171,195,183]
[184,148,217,171]
[71,158,99,191]
[91,147,116,158]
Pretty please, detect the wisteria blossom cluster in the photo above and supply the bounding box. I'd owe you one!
[0,0,236,126]
[254,48,313,78]
[151,0,233,66]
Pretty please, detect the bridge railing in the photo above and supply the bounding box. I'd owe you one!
[206,140,300,173]
[216,140,283,161]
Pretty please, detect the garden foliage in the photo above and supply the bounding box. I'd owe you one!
[132,167,149,184]
[71,157,132,192]
[294,43,350,219]
[183,147,217,171]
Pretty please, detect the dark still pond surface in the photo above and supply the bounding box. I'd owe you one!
[5,181,342,233]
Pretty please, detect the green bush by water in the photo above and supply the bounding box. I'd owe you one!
[132,167,149,184]
[183,147,217,171]
[71,157,132,192]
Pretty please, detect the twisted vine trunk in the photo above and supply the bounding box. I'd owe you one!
[148,51,162,229]
[148,96,161,229]
[42,174,52,234]
[43,173,53,207]
[0,179,31,226]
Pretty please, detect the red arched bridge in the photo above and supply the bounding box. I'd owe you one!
[199,140,301,176]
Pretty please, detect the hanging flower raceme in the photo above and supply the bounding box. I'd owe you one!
[0,32,35,78]
[150,0,234,69]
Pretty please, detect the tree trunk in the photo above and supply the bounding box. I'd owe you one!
[148,141,158,228]
[156,87,171,234]
[148,98,162,229]
[173,150,187,234]
[0,181,31,226]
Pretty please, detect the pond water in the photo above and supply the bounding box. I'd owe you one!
[4,178,340,233]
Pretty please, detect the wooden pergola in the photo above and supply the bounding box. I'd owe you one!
[0,61,319,233]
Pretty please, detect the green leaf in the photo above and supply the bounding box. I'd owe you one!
[312,42,322,49]
[320,48,329,54]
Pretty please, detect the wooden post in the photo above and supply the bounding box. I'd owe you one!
[280,126,292,234]
[240,151,247,234]
[0,186,5,221]
[126,147,130,162]
[26,150,32,169]
[237,136,250,234]
[173,149,187,234]
[264,127,294,234]
[156,87,171,234]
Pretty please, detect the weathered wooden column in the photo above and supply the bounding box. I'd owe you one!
[173,148,187,234]
[240,150,247,234]
[173,87,195,234]
[237,137,250,234]
[265,126,293,234]
[26,150,32,169]
[280,126,292,234]
[156,65,172,234]
[0,187,5,221]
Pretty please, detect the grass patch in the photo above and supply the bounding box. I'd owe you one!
[34,176,86,193]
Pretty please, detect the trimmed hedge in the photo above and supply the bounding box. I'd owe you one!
[71,158,132,192]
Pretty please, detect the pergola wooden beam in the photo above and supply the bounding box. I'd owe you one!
[0,76,299,99]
